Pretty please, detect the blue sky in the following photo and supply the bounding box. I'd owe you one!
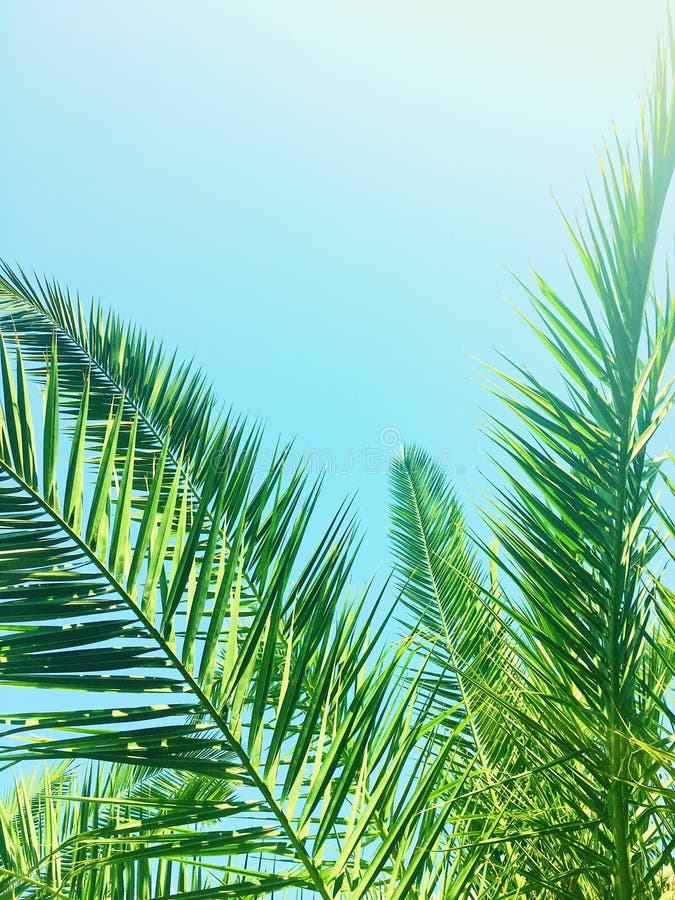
[1,1,670,582]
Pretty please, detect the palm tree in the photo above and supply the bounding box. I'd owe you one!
[0,25,673,900]
[390,32,675,900]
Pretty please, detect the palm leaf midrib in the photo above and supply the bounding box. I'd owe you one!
[397,453,500,792]
[0,271,203,468]
[0,451,333,899]
[0,269,273,611]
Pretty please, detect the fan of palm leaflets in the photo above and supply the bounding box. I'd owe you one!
[0,763,247,898]
[390,32,675,900]
[0,272,479,890]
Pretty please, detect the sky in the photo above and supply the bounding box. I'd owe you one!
[1,0,672,584]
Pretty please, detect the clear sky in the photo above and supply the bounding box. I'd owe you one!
[1,1,671,583]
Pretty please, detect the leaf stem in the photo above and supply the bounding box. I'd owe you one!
[0,459,332,899]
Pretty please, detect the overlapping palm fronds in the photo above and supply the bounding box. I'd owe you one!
[0,763,251,899]
[389,32,675,900]
[0,267,478,896]
[1,20,673,900]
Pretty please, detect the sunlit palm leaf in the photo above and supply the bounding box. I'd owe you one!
[479,33,675,899]
[0,274,472,897]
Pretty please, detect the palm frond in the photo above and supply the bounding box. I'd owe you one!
[0,276,483,897]
[480,31,675,899]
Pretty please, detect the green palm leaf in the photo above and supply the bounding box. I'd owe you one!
[479,34,675,899]
[387,31,675,900]
[0,275,477,897]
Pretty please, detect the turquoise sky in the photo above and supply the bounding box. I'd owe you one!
[1,1,670,581]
